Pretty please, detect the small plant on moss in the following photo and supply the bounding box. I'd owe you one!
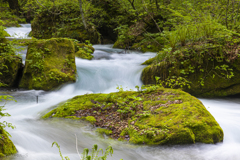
[168,31,178,49]
[116,85,124,92]
[176,25,189,46]
[155,76,191,89]
[52,142,122,160]
[0,95,16,137]
[85,40,93,47]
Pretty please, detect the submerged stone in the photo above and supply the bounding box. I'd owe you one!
[43,86,223,145]
[19,38,76,90]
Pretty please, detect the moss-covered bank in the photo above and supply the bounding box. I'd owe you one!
[19,38,76,90]
[142,38,240,97]
[0,126,17,157]
[0,39,23,88]
[43,86,223,145]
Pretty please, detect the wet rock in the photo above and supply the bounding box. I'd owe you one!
[19,38,76,90]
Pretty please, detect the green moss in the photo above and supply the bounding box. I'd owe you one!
[43,86,223,145]
[65,116,81,120]
[141,57,155,65]
[0,127,17,157]
[19,38,76,91]
[96,128,113,135]
[85,116,96,124]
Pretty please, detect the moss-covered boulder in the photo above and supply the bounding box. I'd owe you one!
[0,126,17,157]
[0,41,22,87]
[142,38,240,97]
[75,43,94,60]
[19,38,76,90]
[43,86,223,145]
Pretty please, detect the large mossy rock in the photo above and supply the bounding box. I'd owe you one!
[43,86,223,145]
[142,39,240,97]
[19,38,76,90]
[0,126,17,157]
[0,40,22,87]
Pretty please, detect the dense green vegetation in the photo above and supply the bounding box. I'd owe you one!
[2,0,240,50]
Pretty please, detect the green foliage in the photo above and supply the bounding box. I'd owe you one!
[114,25,135,48]
[0,95,17,157]
[116,85,124,92]
[0,23,9,37]
[52,142,120,160]
[0,3,25,27]
[155,76,191,89]
[0,96,16,135]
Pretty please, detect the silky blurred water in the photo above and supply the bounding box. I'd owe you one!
[5,24,31,38]
[1,25,240,160]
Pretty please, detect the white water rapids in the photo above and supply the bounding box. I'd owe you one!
[1,25,240,160]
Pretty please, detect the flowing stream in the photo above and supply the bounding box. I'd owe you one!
[1,25,240,160]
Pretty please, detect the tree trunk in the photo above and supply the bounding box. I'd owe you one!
[226,0,230,29]
[155,0,159,11]
[78,0,87,29]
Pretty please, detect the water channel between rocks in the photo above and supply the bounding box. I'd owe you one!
[1,24,240,160]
